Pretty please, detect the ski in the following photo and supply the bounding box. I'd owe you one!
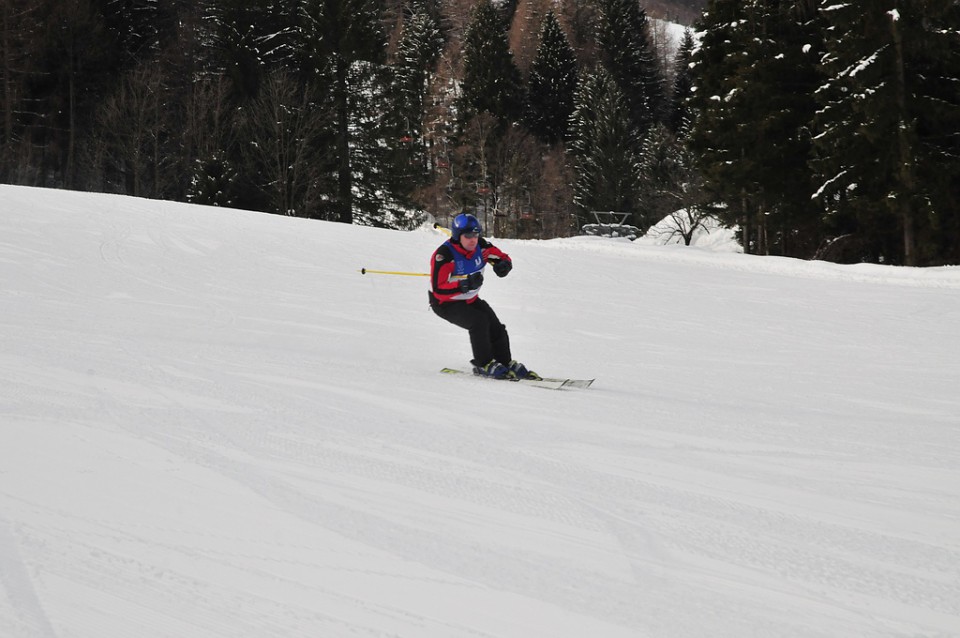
[439,368,593,390]
[542,377,594,389]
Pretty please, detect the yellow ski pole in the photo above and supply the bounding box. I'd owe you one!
[359,268,430,277]
[359,224,451,277]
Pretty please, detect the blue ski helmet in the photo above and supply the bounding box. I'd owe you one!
[451,213,482,241]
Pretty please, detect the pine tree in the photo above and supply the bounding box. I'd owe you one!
[0,0,44,183]
[595,0,666,134]
[526,11,577,144]
[641,123,705,231]
[568,67,644,228]
[349,60,426,229]
[460,0,524,126]
[392,2,444,192]
[642,122,712,245]
[686,0,752,237]
[394,4,443,137]
[34,0,114,188]
[187,150,238,208]
[737,0,823,257]
[669,29,695,136]
[204,0,299,99]
[688,0,822,257]
[101,0,180,70]
[299,0,388,224]
[915,1,960,264]
[813,0,960,265]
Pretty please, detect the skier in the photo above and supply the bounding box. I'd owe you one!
[429,213,538,380]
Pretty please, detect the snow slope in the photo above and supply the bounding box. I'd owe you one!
[2,184,959,638]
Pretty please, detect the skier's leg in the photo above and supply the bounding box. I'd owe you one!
[474,299,511,364]
[432,301,495,364]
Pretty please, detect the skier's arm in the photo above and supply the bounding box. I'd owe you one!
[430,246,462,297]
[482,240,513,277]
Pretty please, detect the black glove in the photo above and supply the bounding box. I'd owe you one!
[458,271,484,292]
[492,259,512,278]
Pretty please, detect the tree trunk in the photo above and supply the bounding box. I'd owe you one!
[889,7,917,266]
[1,5,10,162]
[67,63,75,188]
[336,57,352,224]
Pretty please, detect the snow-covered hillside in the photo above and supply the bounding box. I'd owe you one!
[654,17,691,59]
[2,184,959,638]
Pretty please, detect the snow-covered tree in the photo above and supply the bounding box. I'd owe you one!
[688,0,822,257]
[641,123,706,234]
[526,11,577,144]
[348,60,427,229]
[392,3,444,193]
[813,0,960,265]
[187,150,239,208]
[669,29,696,136]
[595,0,666,134]
[394,4,444,138]
[298,0,388,224]
[568,67,644,228]
[102,0,179,70]
[460,0,524,126]
[204,0,301,99]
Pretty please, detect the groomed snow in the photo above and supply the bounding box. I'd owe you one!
[2,184,959,637]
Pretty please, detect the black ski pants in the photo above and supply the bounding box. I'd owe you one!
[432,298,511,366]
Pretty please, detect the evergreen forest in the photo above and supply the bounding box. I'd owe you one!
[1,0,957,265]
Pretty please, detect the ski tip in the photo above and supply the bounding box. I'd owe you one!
[561,379,594,390]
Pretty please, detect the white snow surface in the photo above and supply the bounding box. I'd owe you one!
[2,184,960,638]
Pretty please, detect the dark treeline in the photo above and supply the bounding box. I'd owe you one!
[690,0,960,266]
[1,0,957,265]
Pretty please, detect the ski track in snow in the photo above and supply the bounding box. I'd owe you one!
[0,513,58,638]
[1,184,959,637]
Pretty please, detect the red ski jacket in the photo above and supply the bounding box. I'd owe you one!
[429,238,511,305]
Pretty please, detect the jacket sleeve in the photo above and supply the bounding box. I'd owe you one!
[430,244,461,298]
[481,239,511,265]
